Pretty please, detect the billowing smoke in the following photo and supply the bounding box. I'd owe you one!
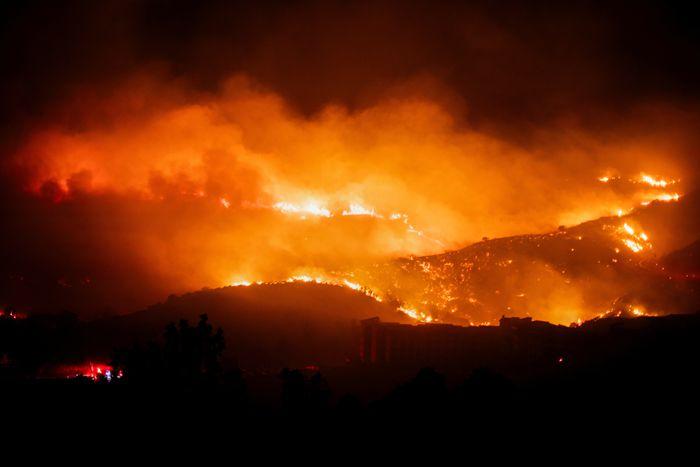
[1,1,699,318]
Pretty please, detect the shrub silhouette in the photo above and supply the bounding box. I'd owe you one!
[112,314,225,387]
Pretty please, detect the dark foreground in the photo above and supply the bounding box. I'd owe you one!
[2,312,700,436]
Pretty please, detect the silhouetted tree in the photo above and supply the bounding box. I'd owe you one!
[112,314,225,387]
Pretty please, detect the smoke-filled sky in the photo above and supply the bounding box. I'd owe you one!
[2,0,700,315]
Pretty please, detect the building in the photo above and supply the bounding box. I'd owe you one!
[360,316,573,371]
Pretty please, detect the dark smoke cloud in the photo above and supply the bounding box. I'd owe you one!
[3,0,700,128]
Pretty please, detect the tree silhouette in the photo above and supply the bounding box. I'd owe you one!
[112,314,225,387]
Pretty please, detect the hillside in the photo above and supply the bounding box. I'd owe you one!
[86,282,407,368]
[350,192,700,324]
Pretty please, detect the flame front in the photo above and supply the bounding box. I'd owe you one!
[5,73,695,325]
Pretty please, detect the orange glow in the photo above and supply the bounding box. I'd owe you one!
[9,74,694,325]
[273,201,332,218]
[619,223,652,253]
[639,173,677,188]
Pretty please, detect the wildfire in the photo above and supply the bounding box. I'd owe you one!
[273,200,410,222]
[595,303,656,320]
[230,280,253,286]
[640,192,681,205]
[619,223,652,253]
[273,201,332,218]
[342,279,363,291]
[597,172,683,213]
[227,273,390,306]
[228,272,461,323]
[638,173,677,188]
[341,203,380,217]
[8,71,694,328]
[596,172,678,188]
[399,306,434,323]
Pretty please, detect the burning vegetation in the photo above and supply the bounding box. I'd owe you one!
[2,1,700,336]
[4,2,700,430]
[3,73,697,326]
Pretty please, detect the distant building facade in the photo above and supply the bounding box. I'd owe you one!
[360,316,572,371]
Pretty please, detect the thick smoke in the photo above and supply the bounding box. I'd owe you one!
[1,0,699,316]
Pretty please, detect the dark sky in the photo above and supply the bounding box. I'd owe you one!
[2,0,700,134]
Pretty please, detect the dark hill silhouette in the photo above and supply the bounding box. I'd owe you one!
[662,239,700,276]
[86,282,408,369]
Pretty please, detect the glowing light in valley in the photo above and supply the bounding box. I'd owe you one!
[220,198,231,208]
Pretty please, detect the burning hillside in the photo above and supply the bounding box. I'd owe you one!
[2,1,700,330]
[2,72,697,319]
[345,190,700,325]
